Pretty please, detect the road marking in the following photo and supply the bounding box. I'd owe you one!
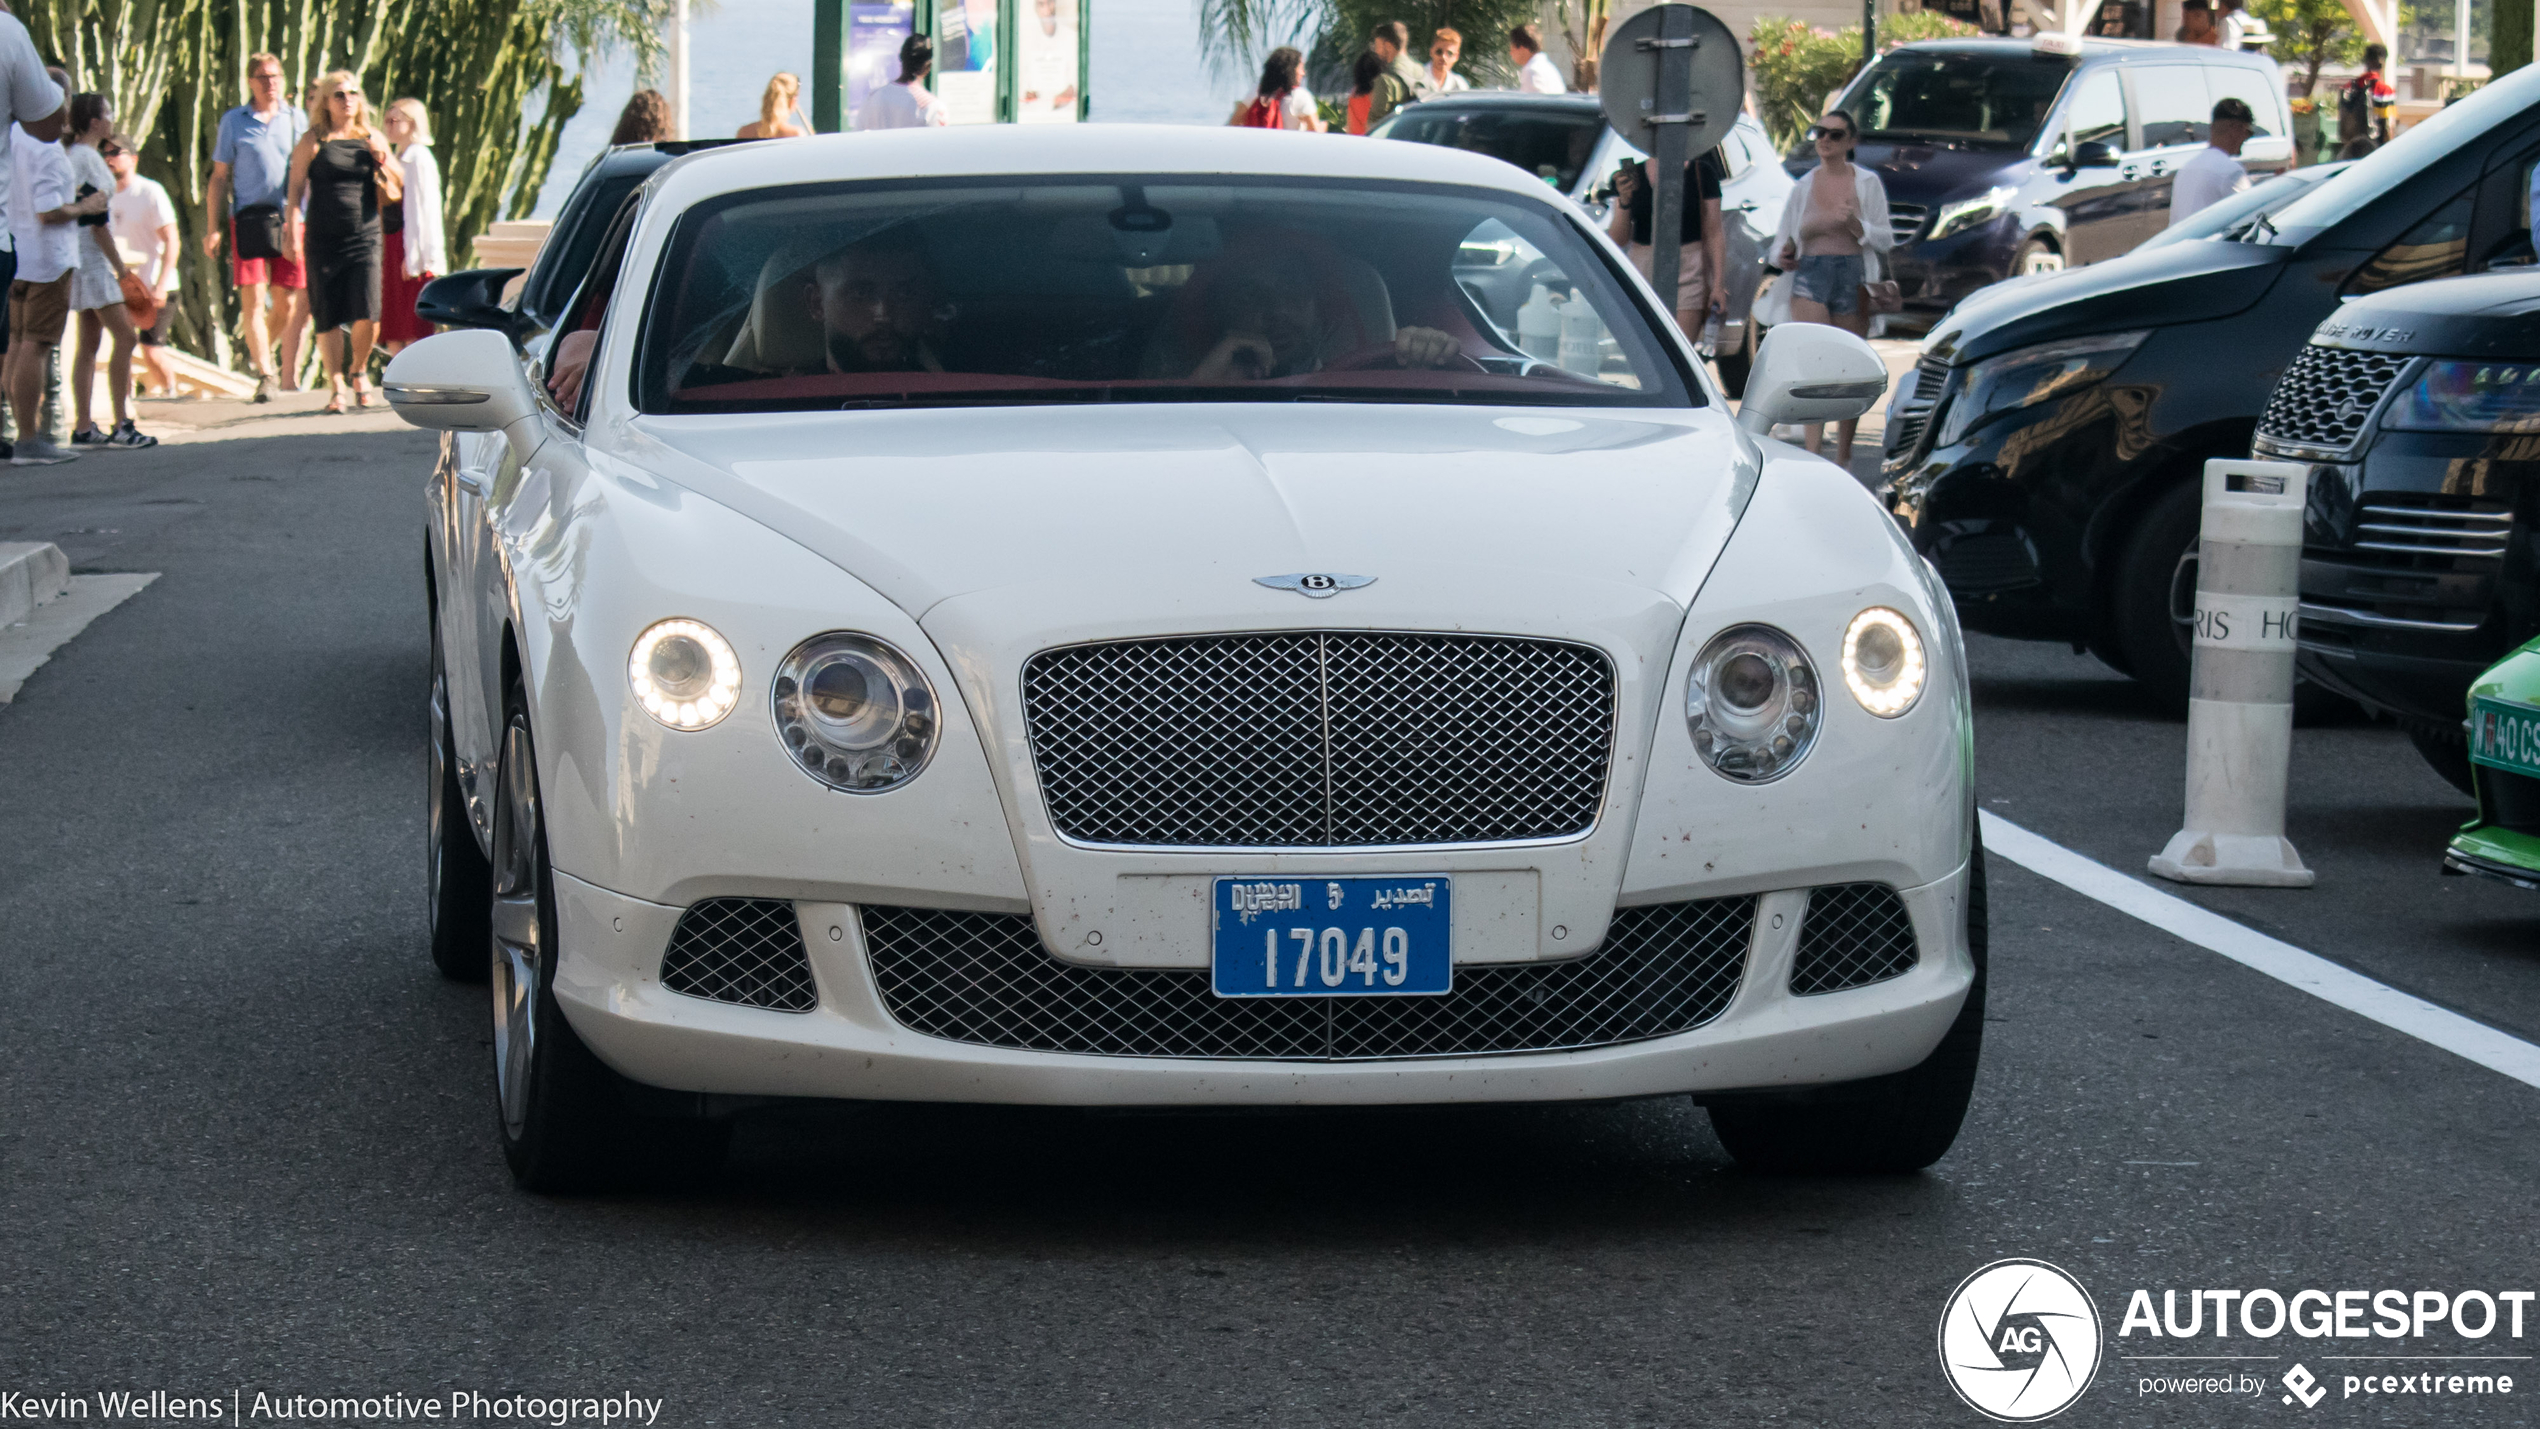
[1979,810,2540,1092]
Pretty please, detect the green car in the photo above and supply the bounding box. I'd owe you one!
[2447,641,2540,892]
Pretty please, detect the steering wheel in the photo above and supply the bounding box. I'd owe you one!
[1326,339,1489,377]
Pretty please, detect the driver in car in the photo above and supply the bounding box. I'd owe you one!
[1173,251,1461,381]
[801,232,947,373]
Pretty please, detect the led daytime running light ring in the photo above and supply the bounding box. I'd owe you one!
[1841,607,1927,718]
[628,618,743,731]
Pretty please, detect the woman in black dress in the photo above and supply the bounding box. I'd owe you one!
[286,71,402,412]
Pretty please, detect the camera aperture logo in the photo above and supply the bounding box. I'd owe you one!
[1940,1259,2104,1422]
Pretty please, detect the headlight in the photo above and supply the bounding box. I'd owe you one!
[1933,329,2149,448]
[1686,625,1821,782]
[772,633,939,792]
[2382,361,2540,434]
[1927,185,2018,241]
[1841,608,1927,717]
[628,618,741,731]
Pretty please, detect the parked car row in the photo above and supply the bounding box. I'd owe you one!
[1880,63,2540,708]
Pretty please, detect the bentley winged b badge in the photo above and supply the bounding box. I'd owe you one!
[1255,573,1376,599]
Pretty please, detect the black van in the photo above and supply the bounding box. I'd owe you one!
[1882,65,2540,707]
[1795,37,2293,327]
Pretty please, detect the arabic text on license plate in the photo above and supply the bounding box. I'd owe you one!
[2470,696,2540,777]
[1211,876,1452,997]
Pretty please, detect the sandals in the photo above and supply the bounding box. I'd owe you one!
[323,387,349,415]
[353,378,378,410]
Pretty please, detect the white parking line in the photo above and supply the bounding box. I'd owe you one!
[1978,810,2540,1092]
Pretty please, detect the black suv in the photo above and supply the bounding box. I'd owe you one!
[1798,37,2293,329]
[1883,66,2540,706]
[2261,271,2540,788]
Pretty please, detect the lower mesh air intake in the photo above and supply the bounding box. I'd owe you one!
[660,897,818,1012]
[861,898,1754,1060]
[1787,883,1918,995]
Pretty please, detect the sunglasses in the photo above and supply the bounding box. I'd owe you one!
[1808,125,1853,142]
[99,145,124,157]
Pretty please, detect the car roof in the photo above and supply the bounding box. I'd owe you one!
[644,125,1589,212]
[1887,35,2278,68]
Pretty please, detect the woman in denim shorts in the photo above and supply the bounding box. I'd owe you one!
[1767,110,1893,466]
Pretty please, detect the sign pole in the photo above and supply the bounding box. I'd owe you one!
[1642,3,1697,319]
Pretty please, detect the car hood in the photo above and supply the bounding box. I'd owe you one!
[618,402,1756,642]
[1928,237,2292,365]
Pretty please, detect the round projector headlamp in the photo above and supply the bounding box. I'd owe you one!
[1842,607,1927,717]
[628,619,741,731]
[1686,624,1819,782]
[772,633,938,792]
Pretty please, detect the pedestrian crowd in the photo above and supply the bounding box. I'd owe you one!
[0,24,460,464]
[1227,20,1571,138]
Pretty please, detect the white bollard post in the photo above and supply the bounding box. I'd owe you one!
[2149,459,2316,888]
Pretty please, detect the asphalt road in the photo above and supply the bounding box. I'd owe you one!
[2,422,2536,1427]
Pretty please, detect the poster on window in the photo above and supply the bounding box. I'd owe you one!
[935,0,999,124]
[1016,0,1081,123]
[847,0,915,127]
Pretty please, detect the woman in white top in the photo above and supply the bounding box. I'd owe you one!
[379,98,446,356]
[64,93,152,448]
[1767,109,1892,466]
[1229,47,1325,131]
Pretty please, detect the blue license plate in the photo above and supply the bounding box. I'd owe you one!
[1212,876,1453,997]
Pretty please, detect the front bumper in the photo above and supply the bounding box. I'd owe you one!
[547,863,1977,1106]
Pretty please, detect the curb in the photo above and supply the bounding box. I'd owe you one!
[0,542,70,629]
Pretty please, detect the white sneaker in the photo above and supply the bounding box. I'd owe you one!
[11,438,79,465]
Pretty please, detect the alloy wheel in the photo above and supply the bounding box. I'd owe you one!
[489,715,543,1141]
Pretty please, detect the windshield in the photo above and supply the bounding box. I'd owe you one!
[1373,108,1607,192]
[1837,50,2075,151]
[634,176,1695,413]
[2138,162,2346,250]
[2265,68,2540,241]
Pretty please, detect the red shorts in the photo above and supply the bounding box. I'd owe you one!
[232,218,305,289]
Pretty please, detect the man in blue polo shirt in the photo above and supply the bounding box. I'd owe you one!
[204,52,306,401]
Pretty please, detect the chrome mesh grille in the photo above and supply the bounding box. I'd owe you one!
[2256,345,2413,452]
[861,898,1753,1060]
[659,898,817,1012]
[1788,884,1917,996]
[1022,632,1615,847]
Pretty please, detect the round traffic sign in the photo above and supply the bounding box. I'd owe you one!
[1597,4,1744,158]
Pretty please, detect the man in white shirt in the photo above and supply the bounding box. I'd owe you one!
[107,132,180,396]
[0,16,65,459]
[2167,97,2254,230]
[2217,0,2250,49]
[10,94,100,464]
[857,34,950,129]
[1510,23,1566,94]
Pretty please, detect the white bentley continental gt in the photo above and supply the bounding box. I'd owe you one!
[387,127,1982,1190]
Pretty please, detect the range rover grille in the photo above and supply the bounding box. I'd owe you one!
[1021,632,1615,848]
[860,898,1754,1060]
[2255,345,2414,453]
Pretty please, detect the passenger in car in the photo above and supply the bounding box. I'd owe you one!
[678,228,950,388]
[1154,244,1460,380]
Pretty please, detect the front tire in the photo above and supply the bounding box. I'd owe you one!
[2107,480,2202,713]
[429,598,491,982]
[489,685,729,1192]
[1707,832,1987,1174]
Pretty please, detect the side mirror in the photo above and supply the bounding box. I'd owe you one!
[1735,323,1888,435]
[383,329,542,433]
[415,267,527,343]
[2073,140,2120,167]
